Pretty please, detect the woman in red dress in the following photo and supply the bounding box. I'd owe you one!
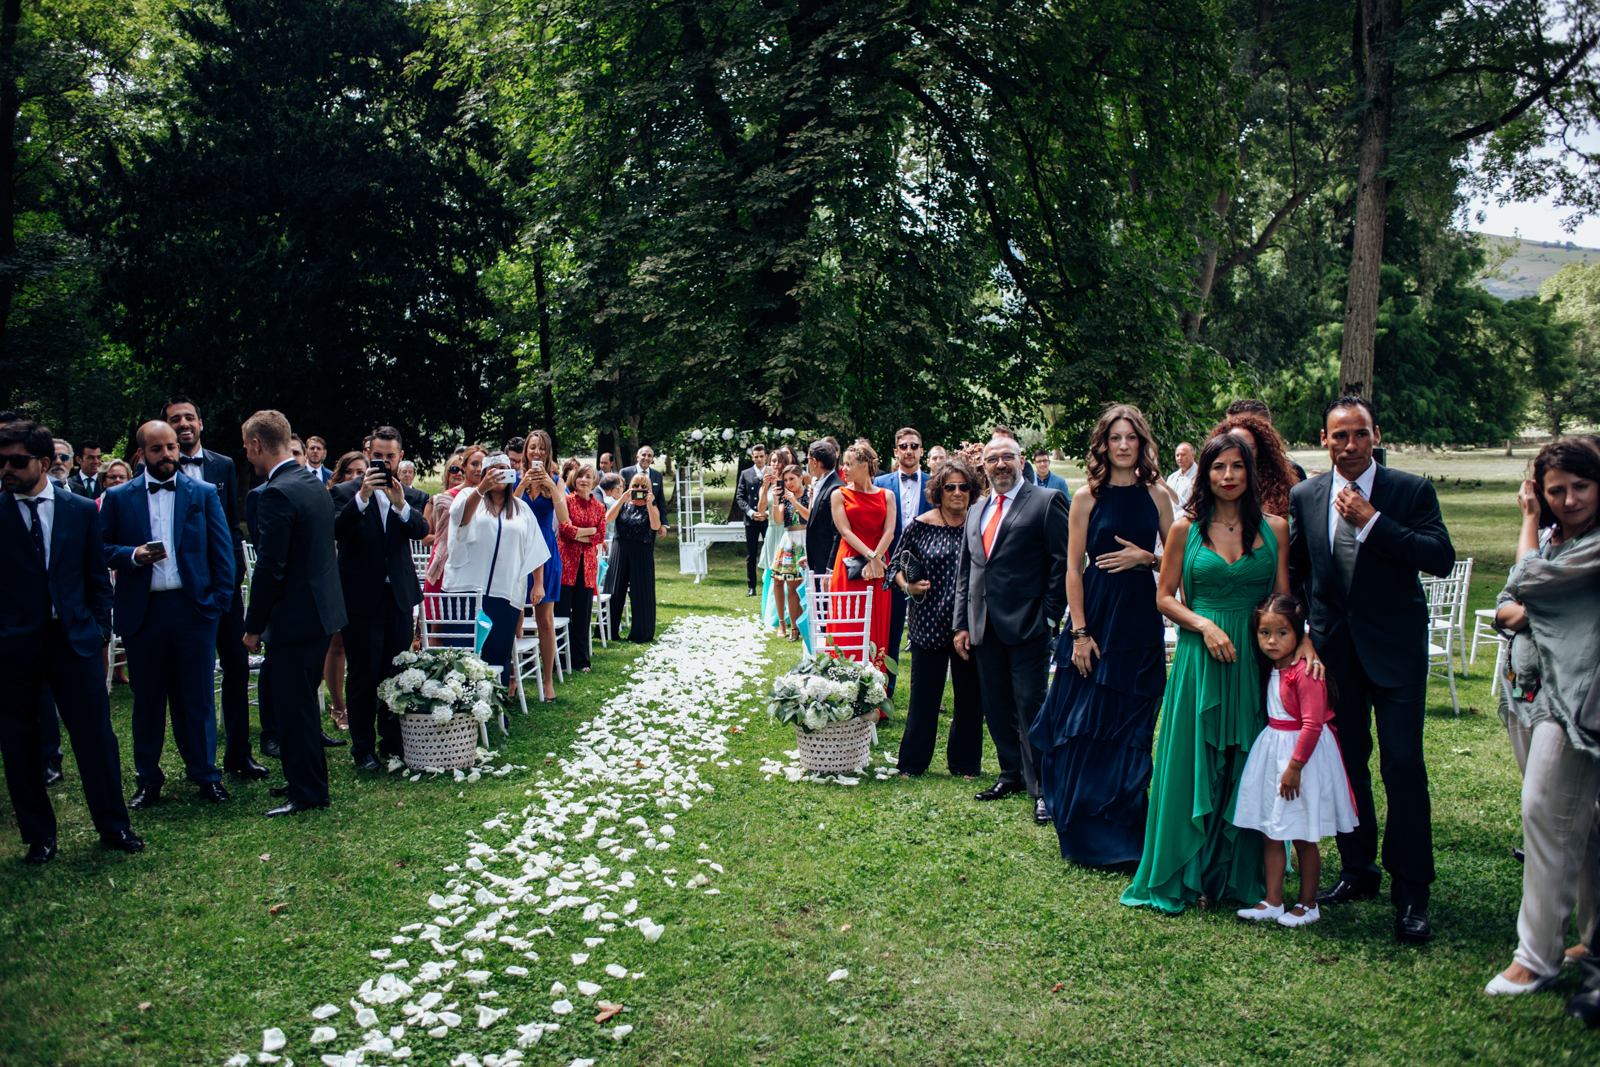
[829,442,894,672]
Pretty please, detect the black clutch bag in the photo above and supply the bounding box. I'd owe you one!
[893,546,926,588]
[843,555,867,582]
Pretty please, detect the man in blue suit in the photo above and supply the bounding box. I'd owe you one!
[101,420,236,808]
[873,427,930,698]
[0,419,142,864]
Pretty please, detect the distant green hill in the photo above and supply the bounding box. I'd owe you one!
[1473,232,1598,299]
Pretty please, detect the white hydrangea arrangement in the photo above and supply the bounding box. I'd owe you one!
[377,648,507,733]
[766,649,891,733]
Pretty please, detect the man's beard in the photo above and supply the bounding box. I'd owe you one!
[151,459,180,481]
[990,469,1018,493]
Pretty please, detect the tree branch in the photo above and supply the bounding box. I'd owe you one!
[1214,187,1312,276]
[1449,35,1599,142]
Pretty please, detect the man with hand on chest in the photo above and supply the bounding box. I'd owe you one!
[100,421,235,807]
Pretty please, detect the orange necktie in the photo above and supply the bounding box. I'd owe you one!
[982,494,1005,557]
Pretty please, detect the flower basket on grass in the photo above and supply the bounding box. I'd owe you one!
[766,650,892,774]
[377,648,509,771]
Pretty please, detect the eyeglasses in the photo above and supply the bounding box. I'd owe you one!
[448,466,463,474]
[941,482,971,494]
[1,454,44,469]
[984,452,1018,464]
[54,454,71,463]
[898,442,922,451]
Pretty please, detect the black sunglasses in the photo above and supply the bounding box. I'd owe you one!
[941,482,972,494]
[897,442,922,451]
[1,454,45,469]
[448,465,463,474]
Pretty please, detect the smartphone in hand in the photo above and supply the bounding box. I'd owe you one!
[143,540,168,562]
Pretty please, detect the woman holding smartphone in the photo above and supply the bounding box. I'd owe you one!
[515,430,568,700]
[447,451,549,688]
[424,446,483,645]
[605,473,661,642]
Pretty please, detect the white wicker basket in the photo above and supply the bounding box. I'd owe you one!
[794,715,875,774]
[400,712,479,771]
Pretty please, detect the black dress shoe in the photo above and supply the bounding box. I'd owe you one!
[224,755,270,780]
[260,739,283,759]
[269,785,289,797]
[1511,846,1526,864]
[265,800,328,817]
[43,763,64,788]
[974,782,1024,802]
[128,784,162,810]
[101,829,145,853]
[320,730,347,748]
[1567,987,1600,1028]
[23,839,57,865]
[1395,905,1434,943]
[354,753,383,772]
[196,782,232,803]
[1316,875,1381,905]
[1034,798,1050,825]
[746,587,757,597]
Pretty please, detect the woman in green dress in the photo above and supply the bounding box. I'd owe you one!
[1121,433,1317,913]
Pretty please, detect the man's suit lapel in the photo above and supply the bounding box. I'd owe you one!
[130,474,155,544]
[0,491,43,573]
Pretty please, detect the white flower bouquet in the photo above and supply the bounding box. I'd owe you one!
[377,648,508,736]
[766,651,891,734]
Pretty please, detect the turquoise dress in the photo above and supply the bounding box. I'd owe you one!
[1120,520,1276,913]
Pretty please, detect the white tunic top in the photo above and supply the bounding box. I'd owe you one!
[444,492,551,605]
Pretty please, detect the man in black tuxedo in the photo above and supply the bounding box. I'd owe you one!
[68,439,104,498]
[100,421,236,807]
[332,426,429,771]
[0,420,143,863]
[954,433,1071,824]
[734,443,769,596]
[241,410,348,816]
[161,394,270,780]
[1289,396,1455,943]
[805,440,843,578]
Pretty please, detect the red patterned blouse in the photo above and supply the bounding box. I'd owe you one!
[557,491,608,592]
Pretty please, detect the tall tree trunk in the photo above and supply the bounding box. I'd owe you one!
[1182,187,1232,343]
[0,0,22,358]
[533,248,556,452]
[1339,0,1401,398]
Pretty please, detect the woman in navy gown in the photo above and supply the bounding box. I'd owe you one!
[1030,404,1174,866]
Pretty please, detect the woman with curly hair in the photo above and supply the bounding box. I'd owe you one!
[1029,404,1175,865]
[1208,412,1301,516]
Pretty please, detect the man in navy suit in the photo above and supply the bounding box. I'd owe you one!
[161,394,269,780]
[1289,396,1456,943]
[101,420,236,807]
[0,420,142,863]
[305,436,332,485]
[332,426,430,771]
[873,427,930,697]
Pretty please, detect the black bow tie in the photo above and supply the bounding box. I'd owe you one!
[148,481,176,494]
[179,454,203,465]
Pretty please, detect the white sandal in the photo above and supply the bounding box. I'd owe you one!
[1277,903,1320,927]
[1484,970,1554,996]
[1236,901,1283,922]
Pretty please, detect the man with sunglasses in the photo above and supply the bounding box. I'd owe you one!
[0,419,143,863]
[874,428,929,697]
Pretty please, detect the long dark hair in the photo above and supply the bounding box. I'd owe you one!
[1532,436,1600,530]
[1084,403,1161,495]
[1252,592,1338,706]
[1186,433,1263,554]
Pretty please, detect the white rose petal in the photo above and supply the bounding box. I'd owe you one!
[827,968,849,982]
[576,981,601,996]
[550,999,573,1015]
[309,1026,337,1043]
[262,1029,287,1053]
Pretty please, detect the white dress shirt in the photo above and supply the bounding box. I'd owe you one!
[896,469,922,533]
[1165,464,1197,507]
[15,476,55,569]
[144,476,184,592]
[1326,459,1383,551]
[977,479,1024,553]
[177,448,210,485]
[352,485,412,527]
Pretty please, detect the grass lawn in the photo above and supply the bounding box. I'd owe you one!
[1,485,1592,1066]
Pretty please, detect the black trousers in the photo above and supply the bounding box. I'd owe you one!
[39,686,60,766]
[216,588,253,757]
[341,587,412,762]
[125,591,222,787]
[744,519,767,588]
[0,622,130,842]
[609,539,656,643]
[897,638,983,776]
[1331,652,1434,908]
[264,635,332,807]
[556,581,595,671]
[973,634,1050,798]
[884,585,907,698]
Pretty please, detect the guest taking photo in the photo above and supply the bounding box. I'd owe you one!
[557,463,607,673]
[605,473,661,642]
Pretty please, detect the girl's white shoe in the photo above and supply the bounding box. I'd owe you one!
[1236,901,1283,921]
[1277,903,1320,927]
[1484,970,1555,996]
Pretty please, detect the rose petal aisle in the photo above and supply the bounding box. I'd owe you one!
[224,614,769,1067]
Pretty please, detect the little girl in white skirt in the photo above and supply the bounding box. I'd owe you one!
[1234,593,1359,928]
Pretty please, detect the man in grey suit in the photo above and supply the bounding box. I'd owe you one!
[954,434,1071,823]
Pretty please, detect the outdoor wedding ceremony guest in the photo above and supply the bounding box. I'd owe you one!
[447,451,548,688]
[1227,398,1307,481]
[891,455,984,777]
[830,442,894,672]
[423,445,483,644]
[331,427,429,771]
[875,428,929,695]
[289,434,306,465]
[620,445,666,530]
[1232,593,1357,928]
[397,459,416,488]
[98,458,131,497]
[161,394,264,780]
[506,436,526,473]
[240,410,348,816]
[557,463,606,673]
[736,442,769,596]
[1031,449,1070,494]
[48,437,72,487]
[306,436,331,485]
[69,439,103,498]
[953,432,1071,823]
[1166,442,1197,506]
[598,452,614,475]
[1486,437,1600,995]
[517,430,568,702]
[1122,433,1299,912]
[98,457,134,686]
[1287,396,1454,943]
[927,445,948,472]
[769,464,811,642]
[756,446,796,630]
[805,439,843,579]
[319,451,370,732]
[100,420,235,808]
[0,419,141,863]
[1032,405,1173,865]
[604,472,661,642]
[1209,411,1300,515]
